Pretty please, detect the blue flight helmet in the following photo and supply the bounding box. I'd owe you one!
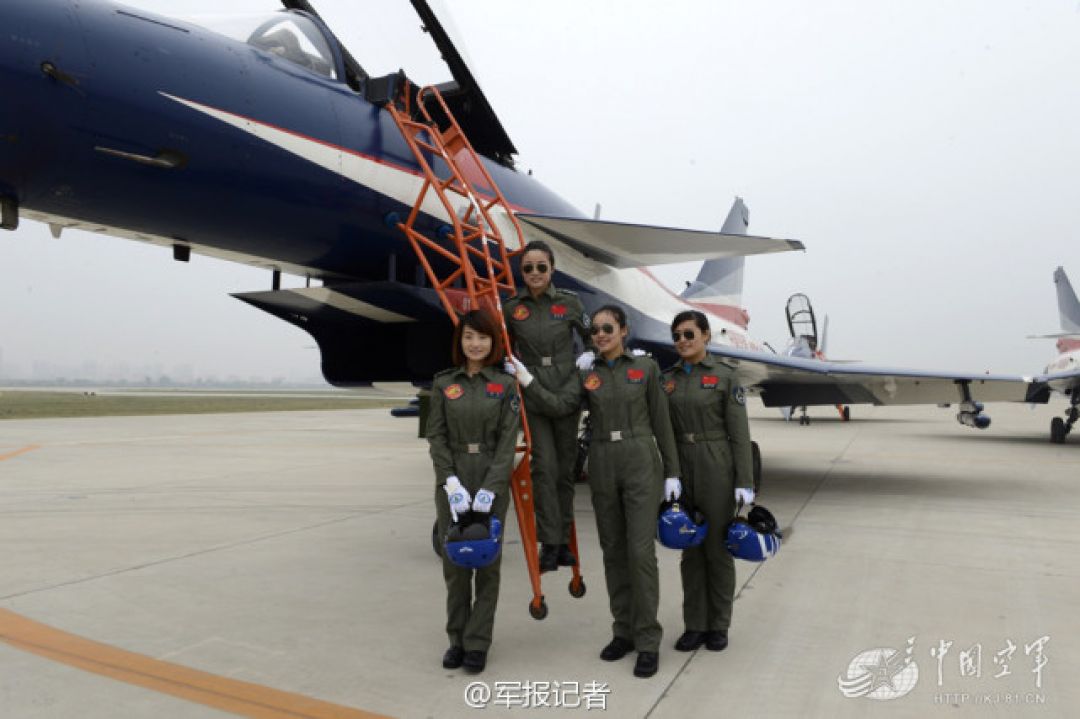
[444,515,503,569]
[725,503,781,561]
[657,500,708,550]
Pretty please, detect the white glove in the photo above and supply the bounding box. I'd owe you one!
[735,488,755,506]
[631,348,647,357]
[504,356,534,387]
[444,476,472,522]
[575,350,596,370]
[472,489,495,513]
[664,478,682,501]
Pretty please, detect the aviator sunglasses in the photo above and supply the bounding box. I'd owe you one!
[590,323,617,336]
[522,263,550,274]
[672,329,697,342]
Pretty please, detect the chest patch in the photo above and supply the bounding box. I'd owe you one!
[443,383,464,400]
[486,382,505,399]
[701,375,719,390]
[626,368,645,384]
[584,372,603,391]
[550,303,567,320]
[512,305,531,321]
[663,379,676,395]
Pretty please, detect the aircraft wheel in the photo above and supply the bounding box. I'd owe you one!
[1051,417,1066,444]
[432,520,442,557]
[751,441,763,493]
[842,406,851,422]
[529,597,549,620]
[569,577,586,598]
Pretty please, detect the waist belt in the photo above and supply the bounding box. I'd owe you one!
[593,429,654,443]
[678,431,729,444]
[453,442,494,454]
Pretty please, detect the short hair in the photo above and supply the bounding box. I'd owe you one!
[671,310,710,335]
[520,240,555,267]
[592,304,628,329]
[451,309,504,367]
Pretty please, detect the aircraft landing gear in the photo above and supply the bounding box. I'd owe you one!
[1051,398,1079,444]
[798,407,810,426]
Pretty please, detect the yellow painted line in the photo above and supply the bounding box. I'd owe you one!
[0,444,41,462]
[0,609,392,719]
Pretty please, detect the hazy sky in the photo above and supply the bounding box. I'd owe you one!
[2,0,1078,381]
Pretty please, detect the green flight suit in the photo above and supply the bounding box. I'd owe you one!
[427,364,521,652]
[503,285,589,546]
[662,355,753,633]
[525,352,681,653]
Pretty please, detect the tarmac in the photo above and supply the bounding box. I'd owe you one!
[1,400,1077,718]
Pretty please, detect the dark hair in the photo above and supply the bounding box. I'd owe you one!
[671,310,710,335]
[451,309,503,367]
[592,304,628,329]
[520,240,555,268]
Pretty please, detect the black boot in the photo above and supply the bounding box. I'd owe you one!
[674,630,705,652]
[556,544,577,567]
[442,646,464,668]
[539,544,558,573]
[463,650,488,674]
[599,637,634,661]
[634,651,659,678]
[705,630,728,651]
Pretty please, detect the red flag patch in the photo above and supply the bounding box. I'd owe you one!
[701,375,719,389]
[627,368,645,384]
[550,303,567,320]
[486,382,505,398]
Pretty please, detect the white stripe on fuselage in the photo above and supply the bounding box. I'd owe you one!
[159,94,767,345]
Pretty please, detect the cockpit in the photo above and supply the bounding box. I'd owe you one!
[197,12,339,80]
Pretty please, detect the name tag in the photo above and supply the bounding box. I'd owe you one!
[627,368,645,384]
[486,382,505,399]
[550,303,567,320]
[701,375,719,389]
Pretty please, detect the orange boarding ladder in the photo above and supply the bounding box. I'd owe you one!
[384,83,585,618]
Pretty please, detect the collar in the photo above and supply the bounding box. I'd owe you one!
[454,364,503,382]
[517,283,558,302]
[601,349,634,368]
[675,353,715,374]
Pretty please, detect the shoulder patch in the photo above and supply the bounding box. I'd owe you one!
[510,392,521,414]
[584,372,603,391]
[556,288,578,297]
[581,312,591,328]
[732,385,747,406]
[512,304,531,321]
[663,378,676,395]
[443,383,464,400]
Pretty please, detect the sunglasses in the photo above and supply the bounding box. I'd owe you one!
[590,323,618,336]
[522,263,550,274]
[672,330,697,342]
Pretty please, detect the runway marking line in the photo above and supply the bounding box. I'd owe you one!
[0,445,41,462]
[0,609,392,719]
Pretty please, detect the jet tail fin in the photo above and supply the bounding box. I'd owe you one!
[680,198,749,306]
[1054,266,1080,334]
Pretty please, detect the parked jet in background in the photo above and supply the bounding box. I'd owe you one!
[1031,267,1080,444]
[778,293,851,425]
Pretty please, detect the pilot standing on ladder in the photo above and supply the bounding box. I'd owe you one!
[507,304,681,678]
[662,310,755,653]
[427,310,521,674]
[502,241,591,573]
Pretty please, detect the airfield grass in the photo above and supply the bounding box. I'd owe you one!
[0,390,402,420]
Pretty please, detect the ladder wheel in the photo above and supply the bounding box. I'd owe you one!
[569,577,586,598]
[432,519,442,557]
[529,597,549,620]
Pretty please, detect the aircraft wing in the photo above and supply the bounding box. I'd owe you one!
[1034,368,1080,395]
[670,344,1049,407]
[517,214,805,268]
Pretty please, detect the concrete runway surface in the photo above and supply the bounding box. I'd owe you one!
[1,401,1077,718]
